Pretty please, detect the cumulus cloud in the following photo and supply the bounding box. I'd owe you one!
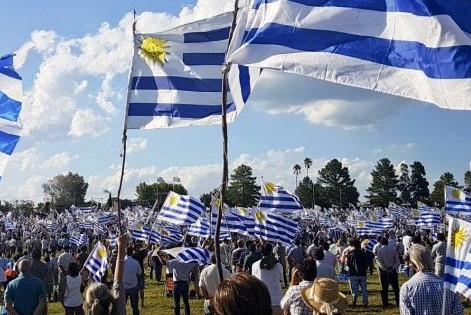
[12,148,78,172]
[68,108,109,137]
[42,152,79,169]
[127,138,148,154]
[250,71,409,130]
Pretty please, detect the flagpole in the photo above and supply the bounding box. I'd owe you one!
[116,11,137,235]
[215,0,240,282]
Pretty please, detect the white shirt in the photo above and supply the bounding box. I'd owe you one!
[251,259,283,306]
[403,235,412,255]
[323,250,337,269]
[58,252,74,273]
[123,255,142,289]
[198,264,231,298]
[64,275,83,307]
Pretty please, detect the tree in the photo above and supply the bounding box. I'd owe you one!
[429,172,461,207]
[464,171,471,193]
[304,158,313,178]
[136,181,187,209]
[293,164,302,188]
[200,188,220,208]
[295,176,328,209]
[226,165,260,207]
[409,161,429,205]
[397,163,411,205]
[366,158,398,207]
[317,159,359,208]
[42,172,89,207]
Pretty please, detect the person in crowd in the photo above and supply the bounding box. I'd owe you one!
[300,278,348,315]
[212,273,272,315]
[58,246,74,297]
[252,242,284,315]
[4,259,47,315]
[243,242,262,274]
[132,243,147,309]
[322,242,337,270]
[157,251,197,315]
[199,253,231,315]
[346,239,368,308]
[400,244,464,315]
[288,240,306,281]
[231,239,246,273]
[377,237,400,308]
[280,258,317,315]
[273,242,288,287]
[314,248,336,280]
[31,247,48,284]
[124,246,141,315]
[220,239,232,270]
[61,262,84,315]
[151,247,163,283]
[431,233,446,277]
[44,255,55,303]
[83,234,127,315]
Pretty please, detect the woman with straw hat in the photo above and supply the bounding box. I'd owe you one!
[300,278,348,315]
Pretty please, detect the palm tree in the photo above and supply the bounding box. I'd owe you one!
[304,158,313,178]
[293,164,302,188]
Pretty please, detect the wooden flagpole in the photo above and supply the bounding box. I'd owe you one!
[215,0,240,282]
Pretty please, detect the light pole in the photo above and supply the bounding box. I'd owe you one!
[156,177,165,210]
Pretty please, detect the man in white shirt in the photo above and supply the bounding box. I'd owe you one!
[322,242,337,270]
[199,253,231,315]
[313,248,337,280]
[123,247,142,315]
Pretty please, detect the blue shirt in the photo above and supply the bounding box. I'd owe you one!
[4,274,46,315]
[123,256,142,289]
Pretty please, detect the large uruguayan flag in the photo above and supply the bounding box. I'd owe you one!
[98,212,116,225]
[228,0,471,110]
[413,208,441,226]
[0,53,24,180]
[259,180,303,212]
[158,191,204,225]
[126,12,260,129]
[444,217,471,299]
[445,186,471,215]
[254,209,299,245]
[84,241,108,282]
[132,223,150,241]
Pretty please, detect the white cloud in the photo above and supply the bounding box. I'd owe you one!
[73,80,88,94]
[388,143,416,152]
[127,138,148,154]
[68,108,109,137]
[42,152,79,169]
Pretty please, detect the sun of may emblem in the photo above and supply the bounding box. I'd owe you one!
[169,194,179,207]
[97,247,107,259]
[238,207,247,216]
[264,182,276,195]
[139,36,169,65]
[451,226,467,250]
[452,189,462,199]
[357,221,365,228]
[412,209,420,218]
[255,210,266,223]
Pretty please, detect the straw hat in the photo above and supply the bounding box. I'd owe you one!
[300,278,348,315]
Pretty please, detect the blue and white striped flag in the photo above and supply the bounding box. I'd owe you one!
[45,221,61,231]
[161,247,210,266]
[228,0,471,110]
[152,224,183,245]
[444,217,471,299]
[413,209,441,226]
[84,241,108,282]
[362,239,378,253]
[132,223,150,242]
[445,186,471,215]
[79,221,95,229]
[70,233,88,246]
[107,236,117,247]
[259,180,303,212]
[158,191,204,226]
[187,217,231,239]
[254,209,299,245]
[0,52,25,181]
[98,213,116,225]
[126,12,260,129]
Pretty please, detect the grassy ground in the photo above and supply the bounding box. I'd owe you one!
[45,270,471,315]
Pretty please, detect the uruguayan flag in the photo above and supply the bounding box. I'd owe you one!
[418,202,434,212]
[157,191,204,225]
[187,217,231,239]
[388,202,409,218]
[259,180,303,212]
[413,208,441,226]
[254,209,299,245]
[362,239,378,253]
[445,186,471,215]
[132,223,150,242]
[162,247,210,265]
[98,213,116,225]
[153,224,183,245]
[85,241,108,282]
[444,217,471,298]
[79,221,95,229]
[70,233,88,246]
[126,12,260,129]
[0,52,25,181]
[228,0,471,110]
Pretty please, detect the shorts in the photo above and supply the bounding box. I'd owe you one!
[137,273,145,290]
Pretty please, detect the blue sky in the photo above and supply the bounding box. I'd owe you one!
[1,0,470,204]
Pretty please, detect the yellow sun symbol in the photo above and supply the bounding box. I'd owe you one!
[97,247,107,259]
[169,194,179,207]
[139,36,169,65]
[214,198,222,208]
[371,215,378,222]
[161,228,170,237]
[238,207,247,216]
[451,226,467,250]
[412,209,421,218]
[357,221,365,228]
[452,189,462,200]
[255,210,266,223]
[264,182,277,195]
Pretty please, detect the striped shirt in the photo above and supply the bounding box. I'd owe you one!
[281,280,313,315]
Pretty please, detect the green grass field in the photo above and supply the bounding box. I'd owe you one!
[45,270,471,315]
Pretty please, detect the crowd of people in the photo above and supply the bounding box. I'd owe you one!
[0,210,466,315]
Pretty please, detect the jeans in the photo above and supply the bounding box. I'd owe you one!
[349,276,368,304]
[174,281,190,315]
[155,264,163,282]
[379,269,399,307]
[125,286,140,315]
